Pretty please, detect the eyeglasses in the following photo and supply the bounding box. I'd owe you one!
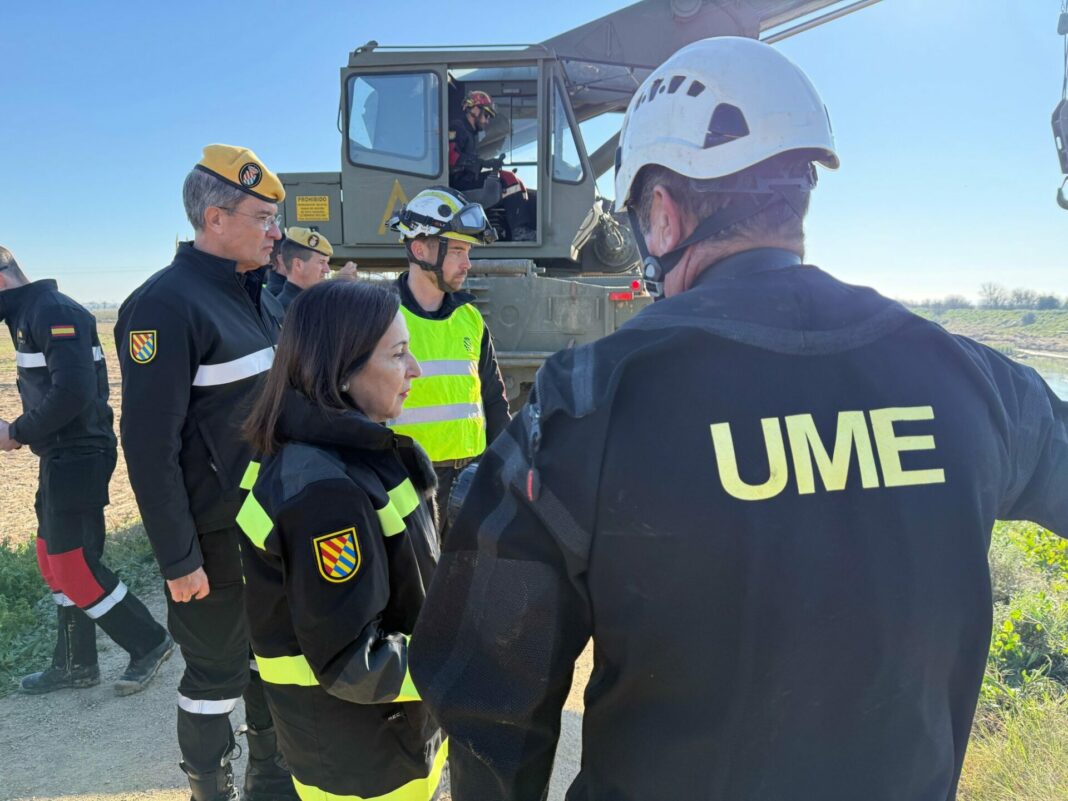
[220,207,282,232]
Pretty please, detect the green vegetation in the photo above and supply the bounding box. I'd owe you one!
[962,523,1068,799]
[912,307,1068,355]
[0,524,159,696]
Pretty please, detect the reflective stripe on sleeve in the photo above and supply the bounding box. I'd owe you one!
[192,347,274,387]
[177,694,240,715]
[390,402,482,426]
[292,738,448,801]
[15,347,104,368]
[376,479,420,537]
[84,581,128,619]
[415,359,477,378]
[237,492,273,550]
[250,659,260,673]
[255,654,318,687]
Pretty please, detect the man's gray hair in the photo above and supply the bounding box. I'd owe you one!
[182,168,250,231]
[633,153,812,247]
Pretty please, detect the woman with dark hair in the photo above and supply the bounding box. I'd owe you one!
[237,280,446,801]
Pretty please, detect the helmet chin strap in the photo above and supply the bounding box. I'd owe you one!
[630,172,814,299]
[406,237,450,291]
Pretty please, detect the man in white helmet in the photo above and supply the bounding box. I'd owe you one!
[410,37,1068,800]
[387,186,510,532]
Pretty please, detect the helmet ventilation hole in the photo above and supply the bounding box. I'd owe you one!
[703,104,750,149]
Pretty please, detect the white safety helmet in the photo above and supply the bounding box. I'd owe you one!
[614,36,839,213]
[389,186,497,246]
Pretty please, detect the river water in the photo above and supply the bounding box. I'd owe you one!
[1037,369,1068,400]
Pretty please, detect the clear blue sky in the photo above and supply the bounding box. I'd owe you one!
[0,0,1063,303]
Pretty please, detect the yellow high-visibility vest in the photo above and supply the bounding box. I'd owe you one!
[390,304,486,461]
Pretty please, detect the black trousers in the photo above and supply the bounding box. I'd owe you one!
[166,525,273,773]
[35,446,165,667]
[432,459,474,541]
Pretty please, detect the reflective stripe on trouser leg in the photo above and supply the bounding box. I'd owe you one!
[91,586,168,660]
[168,527,252,773]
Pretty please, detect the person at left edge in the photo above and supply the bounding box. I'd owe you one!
[0,246,173,697]
[115,145,297,801]
[237,280,445,801]
[274,227,332,313]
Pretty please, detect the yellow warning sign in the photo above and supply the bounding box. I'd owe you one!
[377,180,410,236]
[296,196,330,222]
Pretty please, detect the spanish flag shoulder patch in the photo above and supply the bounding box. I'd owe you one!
[50,325,76,339]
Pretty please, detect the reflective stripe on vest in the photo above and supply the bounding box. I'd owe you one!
[291,738,448,801]
[391,305,486,461]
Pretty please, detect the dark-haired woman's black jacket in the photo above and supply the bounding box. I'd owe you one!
[236,389,445,800]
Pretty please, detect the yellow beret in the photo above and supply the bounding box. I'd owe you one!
[194,144,285,203]
[285,227,333,257]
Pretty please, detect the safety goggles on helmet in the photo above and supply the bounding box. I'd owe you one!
[394,202,497,245]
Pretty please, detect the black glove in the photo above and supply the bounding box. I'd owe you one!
[481,155,505,171]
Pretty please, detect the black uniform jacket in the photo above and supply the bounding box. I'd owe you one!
[115,243,282,579]
[448,114,483,192]
[397,273,511,445]
[238,389,444,798]
[411,249,1068,801]
[266,268,287,297]
[1,280,114,455]
[276,280,301,313]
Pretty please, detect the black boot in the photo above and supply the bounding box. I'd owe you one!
[20,606,99,695]
[238,724,298,801]
[180,758,240,801]
[115,631,175,696]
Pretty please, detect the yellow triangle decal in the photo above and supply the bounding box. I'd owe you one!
[378,180,410,236]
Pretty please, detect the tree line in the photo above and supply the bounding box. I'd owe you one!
[913,284,1066,311]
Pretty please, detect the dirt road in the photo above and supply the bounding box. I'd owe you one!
[0,579,589,801]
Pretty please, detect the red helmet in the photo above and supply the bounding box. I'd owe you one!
[462,90,496,118]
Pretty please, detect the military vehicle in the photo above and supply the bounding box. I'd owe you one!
[279,0,882,406]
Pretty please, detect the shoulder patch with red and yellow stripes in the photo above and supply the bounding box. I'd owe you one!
[50,324,76,339]
[313,527,362,583]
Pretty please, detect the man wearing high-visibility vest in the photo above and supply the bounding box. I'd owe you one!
[388,187,510,533]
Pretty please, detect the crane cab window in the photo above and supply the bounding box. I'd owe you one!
[448,66,539,242]
[551,80,584,183]
[347,72,441,177]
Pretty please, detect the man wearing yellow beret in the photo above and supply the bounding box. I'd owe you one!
[115,145,296,801]
[275,228,332,313]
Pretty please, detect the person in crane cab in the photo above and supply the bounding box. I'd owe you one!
[275,227,332,313]
[410,36,1068,801]
[449,90,501,193]
[0,247,172,698]
[449,90,536,241]
[387,187,510,537]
